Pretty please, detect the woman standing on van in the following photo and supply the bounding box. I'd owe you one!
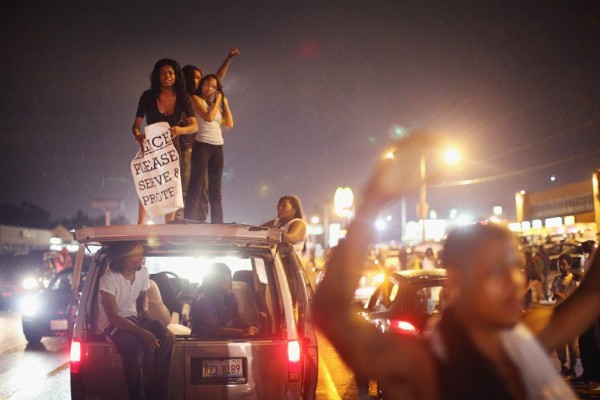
[262,195,308,257]
[132,58,198,224]
[184,74,234,223]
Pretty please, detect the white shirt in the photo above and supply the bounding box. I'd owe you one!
[275,218,308,257]
[193,97,224,145]
[97,266,151,332]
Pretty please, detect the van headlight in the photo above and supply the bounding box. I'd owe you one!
[21,296,40,317]
[22,277,39,290]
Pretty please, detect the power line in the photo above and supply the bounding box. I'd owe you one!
[431,148,600,188]
[481,118,600,163]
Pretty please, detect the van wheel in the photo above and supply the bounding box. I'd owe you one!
[24,328,43,344]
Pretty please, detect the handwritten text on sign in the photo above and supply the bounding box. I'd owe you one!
[130,122,183,217]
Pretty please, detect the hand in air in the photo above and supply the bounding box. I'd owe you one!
[228,48,240,59]
[364,132,441,206]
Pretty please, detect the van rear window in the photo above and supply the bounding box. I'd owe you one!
[94,247,281,340]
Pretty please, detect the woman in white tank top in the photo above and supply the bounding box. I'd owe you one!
[262,195,308,256]
[184,74,234,223]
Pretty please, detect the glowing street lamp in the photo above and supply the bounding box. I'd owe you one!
[444,148,461,165]
[419,147,461,241]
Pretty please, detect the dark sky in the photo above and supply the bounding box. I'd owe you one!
[1,1,599,228]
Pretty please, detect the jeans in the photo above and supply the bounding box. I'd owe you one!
[557,338,579,370]
[174,143,193,221]
[185,142,224,223]
[110,319,174,400]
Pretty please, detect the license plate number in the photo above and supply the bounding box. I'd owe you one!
[202,358,244,380]
[50,319,68,330]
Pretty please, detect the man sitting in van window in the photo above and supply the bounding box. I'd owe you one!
[98,242,174,400]
[191,263,259,337]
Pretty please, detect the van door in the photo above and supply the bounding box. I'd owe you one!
[278,244,318,400]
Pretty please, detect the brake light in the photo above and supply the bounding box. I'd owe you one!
[288,340,301,381]
[389,320,418,335]
[288,340,301,362]
[70,341,81,374]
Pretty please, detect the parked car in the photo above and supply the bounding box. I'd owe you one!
[0,250,59,310]
[357,268,448,398]
[315,258,387,306]
[70,224,318,400]
[20,255,93,343]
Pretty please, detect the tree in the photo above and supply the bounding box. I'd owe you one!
[0,202,52,229]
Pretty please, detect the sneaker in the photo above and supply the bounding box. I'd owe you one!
[588,381,600,391]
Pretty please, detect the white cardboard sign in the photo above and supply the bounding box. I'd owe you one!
[130,122,183,217]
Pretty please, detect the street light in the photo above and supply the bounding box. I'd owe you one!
[419,148,461,241]
[444,148,461,165]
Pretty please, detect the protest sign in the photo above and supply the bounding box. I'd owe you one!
[130,122,183,217]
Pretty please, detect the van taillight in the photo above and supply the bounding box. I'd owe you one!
[70,341,81,373]
[288,340,301,381]
[388,320,418,335]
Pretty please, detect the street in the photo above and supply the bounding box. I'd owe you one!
[1,303,598,399]
[2,307,599,399]
[0,310,358,400]
[0,311,70,400]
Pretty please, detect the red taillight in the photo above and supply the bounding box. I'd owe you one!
[70,341,81,374]
[288,340,301,381]
[288,340,301,362]
[389,320,418,335]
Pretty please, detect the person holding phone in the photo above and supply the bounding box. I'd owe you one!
[184,74,234,223]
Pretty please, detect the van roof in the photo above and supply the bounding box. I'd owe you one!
[74,223,284,245]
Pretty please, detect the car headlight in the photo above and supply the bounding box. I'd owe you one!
[21,296,40,317]
[372,273,386,285]
[22,277,39,290]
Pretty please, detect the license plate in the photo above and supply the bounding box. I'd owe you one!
[50,319,68,330]
[195,358,246,384]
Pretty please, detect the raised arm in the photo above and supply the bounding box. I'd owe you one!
[215,48,240,81]
[313,135,438,397]
[538,247,600,351]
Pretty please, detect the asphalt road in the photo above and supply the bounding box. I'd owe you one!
[0,310,357,400]
[0,307,597,400]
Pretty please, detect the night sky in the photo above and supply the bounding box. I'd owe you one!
[1,1,599,230]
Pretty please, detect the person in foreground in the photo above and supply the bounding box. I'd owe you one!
[314,134,600,400]
[98,242,174,400]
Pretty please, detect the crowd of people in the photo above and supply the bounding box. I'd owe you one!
[117,54,600,398]
[314,135,600,399]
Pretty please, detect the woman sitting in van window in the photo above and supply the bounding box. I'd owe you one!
[261,195,308,257]
[191,263,258,337]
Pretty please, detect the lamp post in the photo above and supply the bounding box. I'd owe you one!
[419,148,461,242]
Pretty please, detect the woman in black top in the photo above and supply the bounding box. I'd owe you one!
[131,58,197,224]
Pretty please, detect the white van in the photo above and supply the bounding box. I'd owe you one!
[70,224,318,399]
